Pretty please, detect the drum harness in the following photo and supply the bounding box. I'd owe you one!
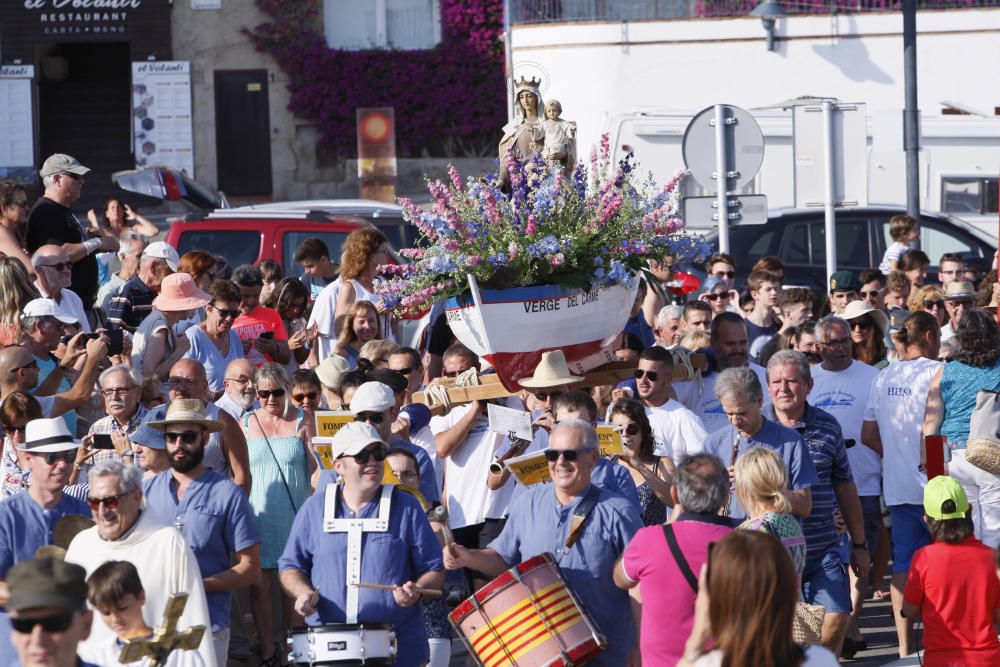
[474,484,603,666]
[323,482,395,623]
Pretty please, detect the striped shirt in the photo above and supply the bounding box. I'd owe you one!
[770,403,853,567]
[105,275,156,331]
[82,404,149,475]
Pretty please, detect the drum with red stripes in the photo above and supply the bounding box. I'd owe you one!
[449,552,606,667]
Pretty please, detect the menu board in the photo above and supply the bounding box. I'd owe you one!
[131,61,194,177]
[0,65,35,177]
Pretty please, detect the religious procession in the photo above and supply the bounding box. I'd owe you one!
[3,5,1000,667]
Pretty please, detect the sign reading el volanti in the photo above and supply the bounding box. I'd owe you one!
[23,0,143,35]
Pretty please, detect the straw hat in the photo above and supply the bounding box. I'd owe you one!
[841,300,889,337]
[518,350,583,389]
[148,399,224,433]
[943,281,977,301]
[315,354,350,389]
[152,273,211,312]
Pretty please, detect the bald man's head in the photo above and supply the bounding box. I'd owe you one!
[167,358,209,400]
[223,358,256,410]
[0,345,39,390]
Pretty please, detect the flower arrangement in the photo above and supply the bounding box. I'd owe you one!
[375,135,710,313]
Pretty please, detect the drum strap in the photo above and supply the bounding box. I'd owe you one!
[564,484,601,550]
[323,484,394,623]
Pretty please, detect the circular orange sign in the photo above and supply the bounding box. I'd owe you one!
[361,112,392,143]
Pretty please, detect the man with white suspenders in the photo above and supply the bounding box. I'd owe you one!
[278,421,444,667]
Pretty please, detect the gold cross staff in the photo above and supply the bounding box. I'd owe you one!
[118,593,206,666]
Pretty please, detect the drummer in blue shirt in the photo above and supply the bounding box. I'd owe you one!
[444,419,643,667]
[279,421,444,667]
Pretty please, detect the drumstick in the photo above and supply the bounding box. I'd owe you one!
[352,582,444,597]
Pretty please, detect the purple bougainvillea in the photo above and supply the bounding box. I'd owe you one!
[244,0,506,159]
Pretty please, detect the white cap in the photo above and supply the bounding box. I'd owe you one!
[143,241,179,272]
[331,421,386,458]
[22,299,78,324]
[349,382,395,415]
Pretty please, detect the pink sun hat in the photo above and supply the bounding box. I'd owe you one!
[153,272,212,312]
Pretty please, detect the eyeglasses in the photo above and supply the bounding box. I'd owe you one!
[713,270,735,279]
[13,359,37,372]
[442,370,463,378]
[533,391,562,402]
[87,494,124,512]
[849,320,872,331]
[39,261,72,272]
[167,377,202,388]
[702,292,730,302]
[355,412,385,425]
[210,304,240,319]
[859,290,881,299]
[257,388,286,399]
[101,386,137,398]
[544,449,586,462]
[32,450,75,465]
[633,369,659,382]
[391,366,416,375]
[618,422,640,436]
[348,446,387,465]
[10,610,75,634]
[4,424,27,435]
[822,337,852,348]
[224,376,252,386]
[923,299,945,309]
[164,430,201,444]
[293,391,319,402]
[60,172,83,181]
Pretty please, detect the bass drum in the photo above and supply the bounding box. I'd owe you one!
[287,623,396,665]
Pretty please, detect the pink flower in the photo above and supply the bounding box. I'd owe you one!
[551,253,565,267]
[448,165,463,190]
[525,214,538,235]
[443,240,460,252]
[508,242,519,259]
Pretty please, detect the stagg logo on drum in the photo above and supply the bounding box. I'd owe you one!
[328,641,347,651]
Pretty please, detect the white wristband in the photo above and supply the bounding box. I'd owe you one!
[83,238,102,255]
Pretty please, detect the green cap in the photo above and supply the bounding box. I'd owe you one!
[829,270,861,293]
[923,475,969,521]
[6,557,88,613]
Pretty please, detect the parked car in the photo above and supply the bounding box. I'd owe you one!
[681,206,997,294]
[234,199,420,250]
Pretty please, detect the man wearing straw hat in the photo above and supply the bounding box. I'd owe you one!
[0,417,91,606]
[144,399,261,667]
[279,421,444,667]
[940,280,977,342]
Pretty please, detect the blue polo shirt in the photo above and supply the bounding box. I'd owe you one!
[0,491,90,578]
[703,417,819,519]
[142,470,259,630]
[489,483,642,667]
[278,485,443,667]
[770,404,854,567]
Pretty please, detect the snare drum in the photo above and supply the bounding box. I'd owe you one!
[449,552,606,667]
[287,623,396,665]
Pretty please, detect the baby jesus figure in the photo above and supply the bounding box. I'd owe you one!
[541,99,577,174]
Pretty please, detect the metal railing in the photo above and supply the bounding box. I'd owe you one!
[510,0,1000,23]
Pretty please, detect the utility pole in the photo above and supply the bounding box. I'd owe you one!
[903,0,920,224]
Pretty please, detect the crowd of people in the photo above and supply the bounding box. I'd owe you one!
[0,156,999,667]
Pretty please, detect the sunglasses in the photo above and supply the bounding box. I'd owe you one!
[850,320,872,331]
[859,290,881,299]
[633,369,659,382]
[164,430,201,444]
[33,450,75,465]
[87,494,124,512]
[4,424,27,435]
[349,447,388,465]
[13,359,38,372]
[355,412,385,425]
[392,366,415,375]
[544,449,587,462]
[10,611,75,634]
[293,391,319,402]
[257,388,286,399]
[40,261,72,272]
[533,391,563,402]
[618,422,640,436]
[923,299,945,309]
[61,172,83,181]
[713,270,735,279]
[703,292,730,301]
[210,304,241,319]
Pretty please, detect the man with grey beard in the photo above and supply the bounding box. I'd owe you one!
[215,358,258,420]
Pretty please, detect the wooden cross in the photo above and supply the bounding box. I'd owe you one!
[118,593,206,666]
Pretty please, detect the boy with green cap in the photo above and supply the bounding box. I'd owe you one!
[901,475,1000,666]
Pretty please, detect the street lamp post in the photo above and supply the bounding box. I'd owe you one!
[750,1,788,52]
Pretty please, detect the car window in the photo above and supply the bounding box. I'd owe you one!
[920,222,984,264]
[809,220,869,267]
[730,226,781,264]
[785,224,809,264]
[283,230,351,278]
[176,230,261,269]
[941,177,999,215]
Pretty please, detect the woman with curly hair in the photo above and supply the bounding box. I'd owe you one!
[608,398,672,525]
[333,227,391,332]
[0,257,40,346]
[924,308,1000,548]
[908,284,948,328]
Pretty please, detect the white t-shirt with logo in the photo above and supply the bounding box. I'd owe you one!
[646,398,708,459]
[674,362,771,435]
[430,403,509,529]
[809,360,881,496]
[864,357,941,506]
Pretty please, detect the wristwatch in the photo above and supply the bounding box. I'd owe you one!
[851,542,867,550]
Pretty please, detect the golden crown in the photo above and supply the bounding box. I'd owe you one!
[516,76,541,89]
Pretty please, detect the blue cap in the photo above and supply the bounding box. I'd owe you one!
[131,423,165,450]
[701,275,728,294]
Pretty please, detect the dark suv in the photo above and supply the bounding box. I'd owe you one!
[688,206,996,292]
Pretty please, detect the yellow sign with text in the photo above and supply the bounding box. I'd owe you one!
[596,425,624,458]
[314,411,355,438]
[505,451,551,487]
[313,439,336,470]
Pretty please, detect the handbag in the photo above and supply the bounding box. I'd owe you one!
[966,389,1000,475]
[792,600,825,646]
